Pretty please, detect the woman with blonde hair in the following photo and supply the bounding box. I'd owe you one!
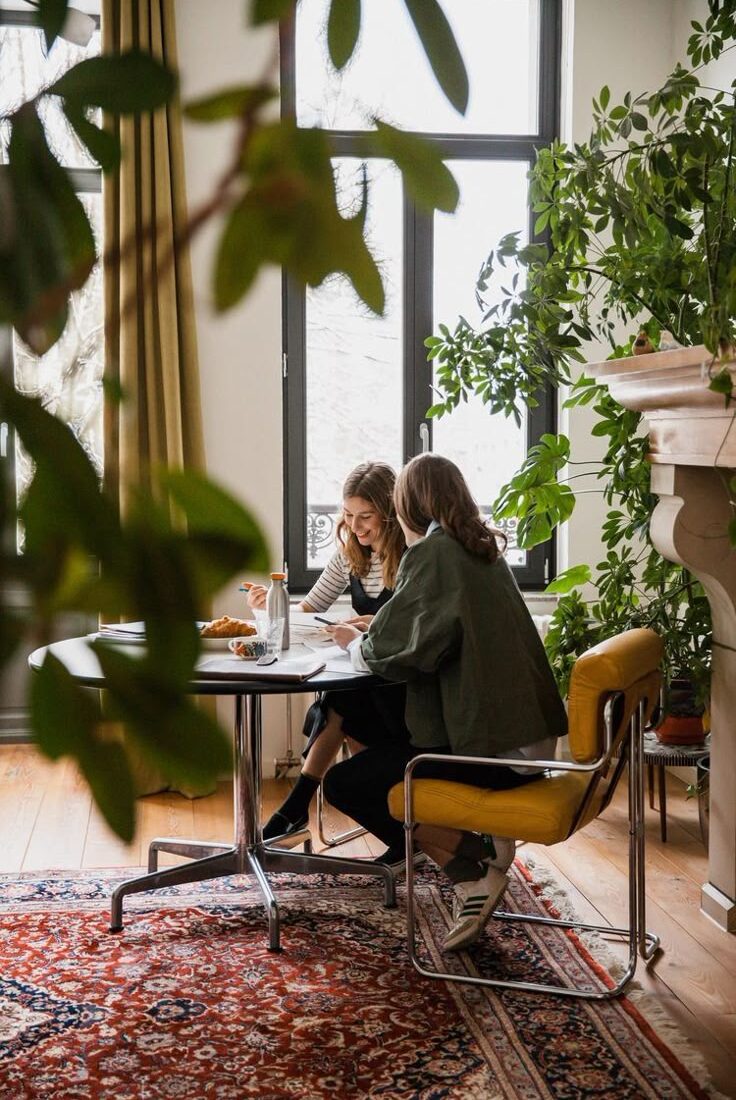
[325,453,567,951]
[247,461,409,848]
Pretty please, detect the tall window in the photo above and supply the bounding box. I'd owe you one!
[283,0,560,590]
[0,7,103,554]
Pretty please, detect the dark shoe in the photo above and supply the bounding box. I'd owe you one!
[262,810,309,842]
[372,844,427,872]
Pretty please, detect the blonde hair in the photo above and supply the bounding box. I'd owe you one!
[336,462,405,588]
[394,453,506,562]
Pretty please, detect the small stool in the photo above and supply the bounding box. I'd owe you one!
[642,730,710,842]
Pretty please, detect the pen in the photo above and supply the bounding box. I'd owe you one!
[315,615,336,626]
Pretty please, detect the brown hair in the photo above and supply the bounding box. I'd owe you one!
[394,453,506,562]
[336,462,405,588]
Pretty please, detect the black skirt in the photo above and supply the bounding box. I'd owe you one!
[302,682,409,756]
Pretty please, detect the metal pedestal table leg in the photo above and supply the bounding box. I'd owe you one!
[147,839,231,873]
[239,693,282,950]
[110,848,238,932]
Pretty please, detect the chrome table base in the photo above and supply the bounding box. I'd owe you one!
[109,694,398,950]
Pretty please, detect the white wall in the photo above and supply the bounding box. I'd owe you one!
[559,0,679,583]
[175,2,295,764]
[174,0,715,771]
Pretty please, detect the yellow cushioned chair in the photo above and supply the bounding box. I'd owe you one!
[387,627,664,999]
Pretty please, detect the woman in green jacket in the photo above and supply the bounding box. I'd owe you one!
[324,453,567,952]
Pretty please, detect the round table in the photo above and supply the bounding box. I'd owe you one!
[642,729,710,842]
[29,636,394,951]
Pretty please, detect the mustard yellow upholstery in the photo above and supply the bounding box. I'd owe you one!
[567,629,664,763]
[388,628,663,846]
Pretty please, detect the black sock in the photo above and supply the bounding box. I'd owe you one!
[444,856,484,884]
[277,772,319,823]
[454,831,496,863]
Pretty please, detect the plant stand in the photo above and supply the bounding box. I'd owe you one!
[642,731,710,843]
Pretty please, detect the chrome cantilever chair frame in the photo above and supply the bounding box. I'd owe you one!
[312,694,367,849]
[316,780,367,848]
[402,697,660,1000]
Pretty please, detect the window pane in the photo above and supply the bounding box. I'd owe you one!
[305,159,403,569]
[432,160,530,565]
[13,193,104,548]
[296,0,539,135]
[0,24,101,167]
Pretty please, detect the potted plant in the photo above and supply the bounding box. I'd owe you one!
[425,1,736,699]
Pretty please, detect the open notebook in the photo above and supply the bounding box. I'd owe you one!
[195,655,326,682]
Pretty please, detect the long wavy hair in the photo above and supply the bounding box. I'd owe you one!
[394,453,506,562]
[336,462,405,588]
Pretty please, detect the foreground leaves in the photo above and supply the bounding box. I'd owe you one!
[0,382,269,839]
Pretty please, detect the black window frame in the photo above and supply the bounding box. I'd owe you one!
[282,0,561,593]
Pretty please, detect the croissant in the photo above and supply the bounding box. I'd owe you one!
[200,615,256,638]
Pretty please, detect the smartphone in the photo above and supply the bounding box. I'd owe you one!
[314,615,336,626]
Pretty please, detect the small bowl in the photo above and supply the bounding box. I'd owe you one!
[227,636,268,661]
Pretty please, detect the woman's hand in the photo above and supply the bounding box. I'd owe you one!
[329,623,363,650]
[246,584,268,610]
[344,614,373,631]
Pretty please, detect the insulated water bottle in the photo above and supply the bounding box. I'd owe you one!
[266,572,290,651]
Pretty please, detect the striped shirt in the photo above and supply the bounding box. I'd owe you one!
[303,550,386,613]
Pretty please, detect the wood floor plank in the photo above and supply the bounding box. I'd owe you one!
[136,790,196,867]
[22,757,92,872]
[82,802,140,869]
[0,746,50,872]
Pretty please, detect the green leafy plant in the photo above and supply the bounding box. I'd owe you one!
[0,0,470,838]
[427,1,736,697]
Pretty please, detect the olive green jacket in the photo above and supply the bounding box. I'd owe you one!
[361,528,567,755]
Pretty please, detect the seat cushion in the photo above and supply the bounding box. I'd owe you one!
[388,772,599,846]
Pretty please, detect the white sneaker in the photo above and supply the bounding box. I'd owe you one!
[443,864,510,952]
[483,835,516,872]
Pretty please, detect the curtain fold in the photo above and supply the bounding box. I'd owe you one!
[102,0,214,799]
[103,0,205,515]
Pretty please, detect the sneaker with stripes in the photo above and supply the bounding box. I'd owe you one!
[442,864,510,952]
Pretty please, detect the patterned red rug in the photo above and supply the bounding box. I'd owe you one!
[0,860,711,1099]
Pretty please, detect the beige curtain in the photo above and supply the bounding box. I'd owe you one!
[102,0,214,798]
[103,0,205,514]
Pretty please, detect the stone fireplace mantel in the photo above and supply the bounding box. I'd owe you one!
[589,345,736,932]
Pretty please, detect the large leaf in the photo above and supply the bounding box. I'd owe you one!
[4,104,96,353]
[31,653,136,841]
[0,381,120,560]
[366,122,459,212]
[62,103,121,172]
[214,195,268,310]
[184,84,277,122]
[402,0,468,115]
[328,0,361,70]
[216,122,385,314]
[163,469,271,557]
[37,0,69,53]
[251,0,294,24]
[93,644,231,787]
[545,564,592,594]
[49,51,176,113]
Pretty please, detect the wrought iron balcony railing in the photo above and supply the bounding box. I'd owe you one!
[306,505,520,564]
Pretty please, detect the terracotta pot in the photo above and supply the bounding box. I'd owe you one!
[654,678,706,745]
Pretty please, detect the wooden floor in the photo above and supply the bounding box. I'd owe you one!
[2,743,735,1097]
